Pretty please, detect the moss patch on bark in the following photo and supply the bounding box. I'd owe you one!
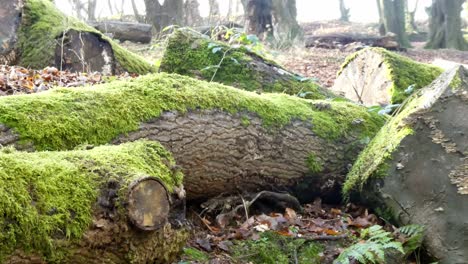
[160,29,331,99]
[0,73,384,151]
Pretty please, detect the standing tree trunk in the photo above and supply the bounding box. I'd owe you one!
[87,0,97,21]
[425,0,468,50]
[144,0,184,32]
[130,0,145,23]
[184,0,201,26]
[243,0,302,43]
[406,0,419,33]
[376,0,386,35]
[379,0,411,47]
[244,0,273,38]
[208,0,220,25]
[339,0,350,22]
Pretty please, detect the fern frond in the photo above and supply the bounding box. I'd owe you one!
[334,225,404,264]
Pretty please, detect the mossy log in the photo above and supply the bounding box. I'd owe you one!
[304,32,399,50]
[0,73,384,201]
[332,48,443,106]
[0,140,188,264]
[160,28,333,99]
[344,66,468,263]
[0,0,156,74]
[88,21,153,44]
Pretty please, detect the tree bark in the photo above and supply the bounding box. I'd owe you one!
[344,66,468,264]
[1,0,155,74]
[0,0,22,65]
[87,0,97,21]
[144,0,184,32]
[183,0,202,26]
[332,47,442,105]
[89,21,153,43]
[0,141,187,263]
[160,28,332,99]
[0,72,385,201]
[379,0,411,47]
[425,0,468,50]
[339,0,350,22]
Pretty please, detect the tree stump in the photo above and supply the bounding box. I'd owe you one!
[0,140,187,263]
[332,48,443,106]
[344,66,468,263]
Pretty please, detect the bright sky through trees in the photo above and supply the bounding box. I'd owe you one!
[56,0,435,23]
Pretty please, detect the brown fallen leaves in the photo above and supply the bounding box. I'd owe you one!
[184,197,382,263]
[0,65,137,96]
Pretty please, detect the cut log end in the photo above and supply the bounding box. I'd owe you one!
[55,30,116,74]
[127,177,171,231]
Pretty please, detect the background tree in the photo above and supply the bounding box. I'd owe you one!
[243,0,302,43]
[184,0,202,26]
[144,0,184,32]
[377,0,410,47]
[339,0,350,22]
[405,0,419,33]
[426,0,468,50]
[87,0,97,20]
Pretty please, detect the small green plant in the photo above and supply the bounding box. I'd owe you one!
[334,225,404,264]
[398,224,425,260]
[232,231,323,264]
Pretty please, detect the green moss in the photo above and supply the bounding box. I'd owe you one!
[181,247,209,262]
[0,140,182,262]
[18,0,156,74]
[160,29,330,99]
[306,153,324,173]
[0,73,384,151]
[241,115,251,127]
[337,48,443,104]
[232,231,323,264]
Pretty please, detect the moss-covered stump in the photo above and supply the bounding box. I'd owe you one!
[344,66,468,264]
[0,0,156,74]
[332,47,443,106]
[160,28,333,99]
[0,73,384,200]
[0,140,188,264]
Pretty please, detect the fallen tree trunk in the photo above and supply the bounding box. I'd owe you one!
[88,21,152,43]
[332,47,443,106]
[0,73,384,200]
[305,32,400,50]
[344,66,468,264]
[160,28,333,99]
[0,140,187,263]
[0,0,155,74]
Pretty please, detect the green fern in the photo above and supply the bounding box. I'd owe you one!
[398,224,425,255]
[334,225,404,264]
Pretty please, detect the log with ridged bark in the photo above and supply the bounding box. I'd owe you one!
[0,0,155,74]
[0,73,384,201]
[332,47,443,106]
[0,140,187,264]
[344,66,468,264]
[160,28,333,99]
